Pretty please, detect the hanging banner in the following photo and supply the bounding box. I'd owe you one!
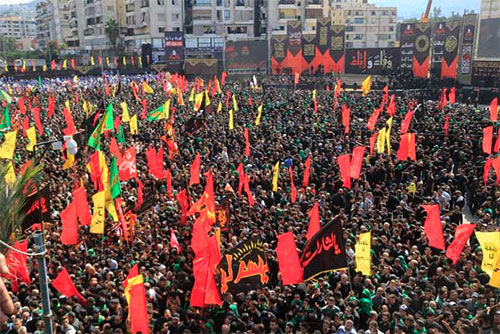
[345,48,400,75]
[302,34,316,68]
[225,40,268,73]
[329,25,345,74]
[431,21,447,76]
[164,32,184,66]
[458,14,478,85]
[313,18,332,73]
[219,238,270,294]
[413,22,432,78]
[21,185,51,231]
[441,20,461,79]
[400,23,416,71]
[271,35,287,74]
[286,20,305,73]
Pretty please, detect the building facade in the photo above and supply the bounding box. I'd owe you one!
[480,0,500,19]
[82,0,121,52]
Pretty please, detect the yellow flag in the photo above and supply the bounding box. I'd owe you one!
[490,255,500,287]
[355,231,371,276]
[121,102,130,122]
[361,76,371,96]
[232,94,238,111]
[163,99,171,120]
[63,154,75,170]
[376,128,386,154]
[138,56,142,67]
[312,89,317,101]
[122,56,126,66]
[26,127,36,151]
[216,77,222,94]
[42,65,47,72]
[106,57,110,67]
[204,90,210,107]
[112,84,117,98]
[178,89,185,106]
[90,56,95,66]
[105,188,118,222]
[272,161,279,192]
[4,60,8,72]
[476,231,500,276]
[217,101,222,113]
[65,100,71,114]
[62,59,67,70]
[0,130,17,160]
[385,117,393,155]
[130,115,138,134]
[22,59,26,71]
[188,88,195,102]
[143,82,154,94]
[90,191,106,234]
[83,100,89,117]
[73,75,78,83]
[255,105,263,126]
[98,151,109,190]
[228,109,234,130]
[194,92,204,111]
[124,274,144,305]
[4,161,15,186]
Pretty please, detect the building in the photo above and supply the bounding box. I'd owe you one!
[0,16,36,40]
[270,0,330,35]
[331,0,397,48]
[65,0,85,53]
[480,0,500,18]
[82,0,121,52]
[36,0,74,51]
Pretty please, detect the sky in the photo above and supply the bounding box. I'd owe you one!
[0,0,483,19]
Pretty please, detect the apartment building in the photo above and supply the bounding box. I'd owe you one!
[82,0,121,51]
[36,0,74,50]
[270,0,330,35]
[65,0,85,53]
[0,16,37,51]
[331,0,397,48]
[480,0,500,18]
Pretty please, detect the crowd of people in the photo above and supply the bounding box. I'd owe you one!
[0,70,499,334]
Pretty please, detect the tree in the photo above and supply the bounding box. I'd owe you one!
[431,6,444,21]
[0,37,17,53]
[105,18,120,49]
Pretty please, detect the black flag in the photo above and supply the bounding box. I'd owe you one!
[21,185,51,231]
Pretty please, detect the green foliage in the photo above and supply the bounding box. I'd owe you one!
[105,18,120,49]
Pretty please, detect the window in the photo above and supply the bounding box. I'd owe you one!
[217,0,222,5]
[158,13,166,21]
[346,26,353,31]
[354,33,362,40]
[157,0,165,4]
[159,27,165,32]
[224,10,230,20]
[354,17,363,24]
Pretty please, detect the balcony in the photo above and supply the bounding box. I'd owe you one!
[278,0,295,7]
[306,0,321,7]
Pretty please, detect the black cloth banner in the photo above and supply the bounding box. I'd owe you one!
[300,216,347,281]
[316,17,330,55]
[21,185,51,231]
[413,22,432,78]
[165,32,184,66]
[287,20,302,56]
[400,23,416,70]
[345,48,400,75]
[329,25,345,64]
[441,20,461,78]
[216,199,230,231]
[219,238,270,294]
[302,34,316,65]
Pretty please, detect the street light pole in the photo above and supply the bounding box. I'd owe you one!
[34,231,53,334]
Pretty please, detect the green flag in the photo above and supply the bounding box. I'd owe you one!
[88,104,112,149]
[104,103,114,131]
[0,90,11,104]
[109,157,120,199]
[38,76,42,88]
[116,125,126,144]
[0,105,11,129]
[147,105,164,121]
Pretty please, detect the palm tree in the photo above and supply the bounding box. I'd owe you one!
[105,18,120,49]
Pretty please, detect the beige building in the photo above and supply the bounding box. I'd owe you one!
[82,0,121,51]
[480,0,500,18]
[268,0,330,35]
[36,0,74,51]
[0,16,37,50]
[331,0,397,48]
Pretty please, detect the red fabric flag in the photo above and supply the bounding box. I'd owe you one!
[33,107,43,135]
[221,71,227,86]
[170,228,181,254]
[306,202,320,240]
[129,280,149,334]
[408,133,417,161]
[70,58,75,69]
[485,158,493,186]
[369,131,378,156]
[400,111,414,134]
[493,157,500,185]
[123,264,139,289]
[22,117,29,133]
[146,146,159,178]
[303,156,311,187]
[141,99,147,120]
[397,134,409,160]
[289,167,296,204]
[244,173,254,206]
[366,108,381,131]
[60,201,78,245]
[114,57,118,67]
[52,268,87,306]
[190,255,215,307]
[248,97,253,107]
[422,204,445,250]
[88,152,104,190]
[387,95,396,116]
[350,146,365,180]
[134,178,144,211]
[448,87,456,104]
[119,147,137,181]
[63,107,76,136]
[156,147,164,179]
[444,116,450,138]
[115,198,129,242]
[47,93,55,118]
[18,97,26,114]
[237,163,244,196]
[276,232,303,285]
[109,137,122,161]
[446,224,476,264]
[113,115,121,132]
[189,153,201,185]
[439,88,448,110]
[294,72,300,85]
[51,59,56,70]
[490,98,498,122]
[341,105,350,134]
[105,83,110,96]
[131,55,135,67]
[166,168,172,200]
[483,126,493,154]
[5,240,30,293]
[208,234,221,269]
[225,91,230,109]
[337,154,351,189]
[243,128,250,157]
[191,215,210,257]
[177,189,190,224]
[495,128,500,153]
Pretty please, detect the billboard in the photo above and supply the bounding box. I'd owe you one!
[477,18,500,59]
[164,32,184,66]
[345,48,400,75]
[225,40,268,73]
[400,23,416,71]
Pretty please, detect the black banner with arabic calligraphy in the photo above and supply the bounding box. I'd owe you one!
[413,22,432,78]
[329,25,345,64]
[219,238,270,294]
[316,17,330,55]
[287,20,302,56]
[300,216,347,281]
[271,35,287,74]
[431,21,447,75]
[400,23,416,71]
[345,48,400,75]
[441,21,461,79]
[21,185,51,231]
[302,34,316,65]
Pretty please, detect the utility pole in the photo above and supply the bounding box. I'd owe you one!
[34,232,53,334]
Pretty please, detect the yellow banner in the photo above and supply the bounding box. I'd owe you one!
[355,231,371,276]
[90,191,106,234]
[476,231,500,276]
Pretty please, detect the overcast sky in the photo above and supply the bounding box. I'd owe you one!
[0,0,482,19]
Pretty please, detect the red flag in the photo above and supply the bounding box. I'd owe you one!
[5,240,30,293]
[115,198,129,242]
[350,146,365,180]
[119,147,137,181]
[485,158,493,185]
[337,154,351,189]
[422,204,445,250]
[51,59,56,70]
[146,146,159,178]
[134,178,143,210]
[221,71,227,86]
[448,87,456,104]
[439,88,448,110]
[52,268,87,306]
[303,156,311,187]
[18,97,26,114]
[341,105,350,134]
[177,189,190,224]
[47,93,55,118]
[294,72,300,85]
[105,83,110,96]
[237,163,244,196]
[493,157,500,185]
[123,264,139,289]
[243,128,250,157]
[225,91,230,109]
[490,98,498,122]
[114,57,118,67]
[289,167,296,204]
[483,126,493,154]
[408,133,417,161]
[244,173,254,206]
[60,201,78,245]
[166,168,172,200]
[141,99,147,120]
[129,279,149,334]
[366,108,381,131]
[189,153,201,185]
[170,228,181,254]
[387,95,396,116]
[369,131,378,156]
[22,117,29,133]
[400,111,414,134]
[397,134,409,160]
[444,116,450,138]
[248,96,253,107]
[306,202,320,240]
[109,137,122,161]
[33,107,44,135]
[63,107,76,136]
[446,224,476,264]
[70,58,75,69]
[276,232,303,285]
[131,55,135,67]
[495,128,500,153]
[190,253,222,307]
